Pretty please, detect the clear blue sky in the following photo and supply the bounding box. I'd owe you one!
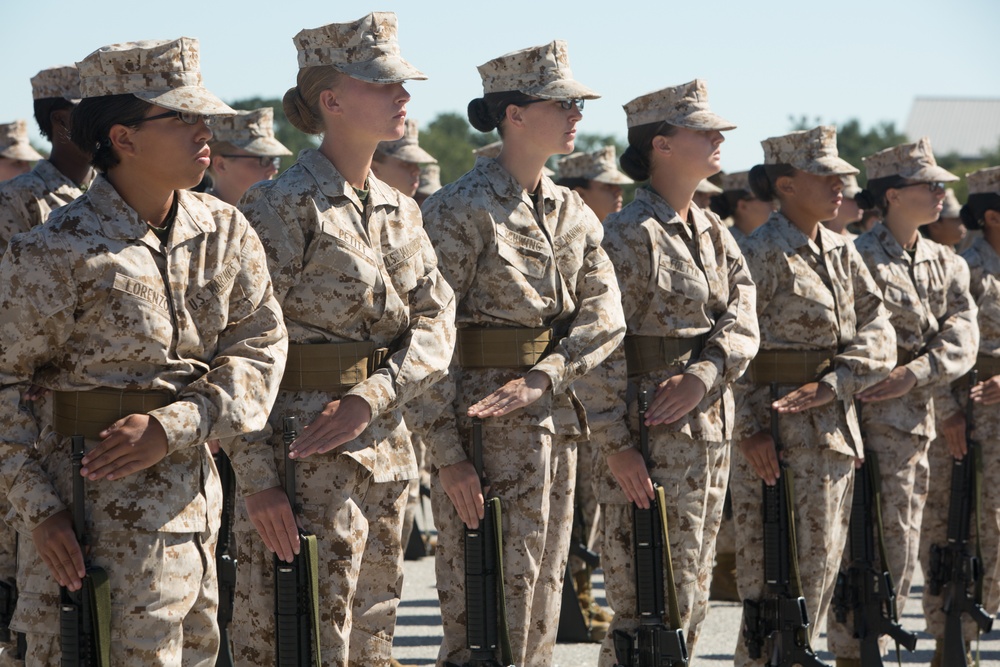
[2,0,998,171]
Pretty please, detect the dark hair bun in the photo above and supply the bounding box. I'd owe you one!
[854,189,877,210]
[748,165,775,201]
[619,145,650,182]
[709,193,733,219]
[959,203,982,230]
[467,98,497,133]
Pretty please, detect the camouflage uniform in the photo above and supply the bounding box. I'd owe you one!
[731,210,895,667]
[231,147,455,666]
[421,152,625,667]
[920,234,1000,642]
[0,173,287,665]
[827,223,978,658]
[0,160,92,250]
[594,186,759,665]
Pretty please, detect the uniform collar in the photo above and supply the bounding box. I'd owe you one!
[871,221,933,264]
[87,174,214,244]
[32,159,94,195]
[297,148,400,213]
[770,210,847,256]
[475,156,565,211]
[634,186,712,236]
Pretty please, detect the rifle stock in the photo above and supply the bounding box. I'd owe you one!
[274,417,320,667]
[613,390,687,667]
[59,435,110,667]
[741,386,829,667]
[214,450,237,667]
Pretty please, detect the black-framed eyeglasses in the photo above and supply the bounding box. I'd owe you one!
[893,181,945,194]
[129,110,214,127]
[520,98,585,111]
[220,155,282,169]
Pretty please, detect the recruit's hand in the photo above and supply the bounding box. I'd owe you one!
[245,486,300,563]
[772,381,835,413]
[857,367,917,403]
[607,447,655,508]
[971,374,1000,406]
[80,414,168,481]
[32,510,85,591]
[289,395,371,459]
[439,460,486,529]
[737,431,781,486]
[645,373,707,425]
[940,410,968,458]
[468,370,550,418]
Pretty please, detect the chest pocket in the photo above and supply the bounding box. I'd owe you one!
[788,256,835,309]
[496,226,550,280]
[553,223,587,284]
[384,238,424,297]
[300,226,383,328]
[882,279,918,312]
[185,257,240,334]
[656,256,709,302]
[92,272,175,360]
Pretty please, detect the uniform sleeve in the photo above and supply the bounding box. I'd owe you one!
[346,202,457,420]
[419,192,487,468]
[0,235,76,530]
[586,345,632,458]
[600,218,651,324]
[904,252,978,388]
[685,227,759,393]
[733,237,777,443]
[151,214,288,463]
[531,208,626,395]
[819,245,895,398]
[0,186,34,255]
[238,183,306,305]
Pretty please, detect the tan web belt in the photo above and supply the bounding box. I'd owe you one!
[52,388,173,441]
[281,342,388,391]
[623,334,706,377]
[457,327,553,369]
[748,349,836,385]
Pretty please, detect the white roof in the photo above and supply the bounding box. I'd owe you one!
[905,98,1000,159]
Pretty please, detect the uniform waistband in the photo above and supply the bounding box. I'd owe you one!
[457,327,553,369]
[281,342,388,391]
[623,334,706,377]
[748,349,837,385]
[52,388,173,441]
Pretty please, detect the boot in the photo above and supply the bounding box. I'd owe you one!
[930,638,975,667]
[573,564,611,641]
[709,550,740,602]
[834,659,861,667]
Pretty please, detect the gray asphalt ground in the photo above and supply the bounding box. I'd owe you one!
[393,529,1000,666]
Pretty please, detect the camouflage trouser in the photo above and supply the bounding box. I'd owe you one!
[570,437,601,576]
[827,422,930,658]
[231,455,408,667]
[920,427,1000,642]
[400,434,428,552]
[12,527,218,666]
[598,433,729,667]
[432,426,577,667]
[731,445,854,667]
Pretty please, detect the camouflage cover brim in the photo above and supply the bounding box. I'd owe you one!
[133,85,235,116]
[334,56,427,84]
[592,168,634,185]
[0,144,44,161]
[795,155,859,177]
[898,163,960,183]
[524,78,601,101]
[672,109,737,132]
[232,135,293,157]
[385,144,437,165]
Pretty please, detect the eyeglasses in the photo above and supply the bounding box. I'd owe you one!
[129,110,214,127]
[220,155,281,169]
[520,98,585,112]
[894,181,945,194]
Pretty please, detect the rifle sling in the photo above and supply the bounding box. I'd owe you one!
[866,451,904,665]
[782,467,818,654]
[302,533,322,667]
[85,566,111,667]
[654,485,684,632]
[973,440,985,667]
